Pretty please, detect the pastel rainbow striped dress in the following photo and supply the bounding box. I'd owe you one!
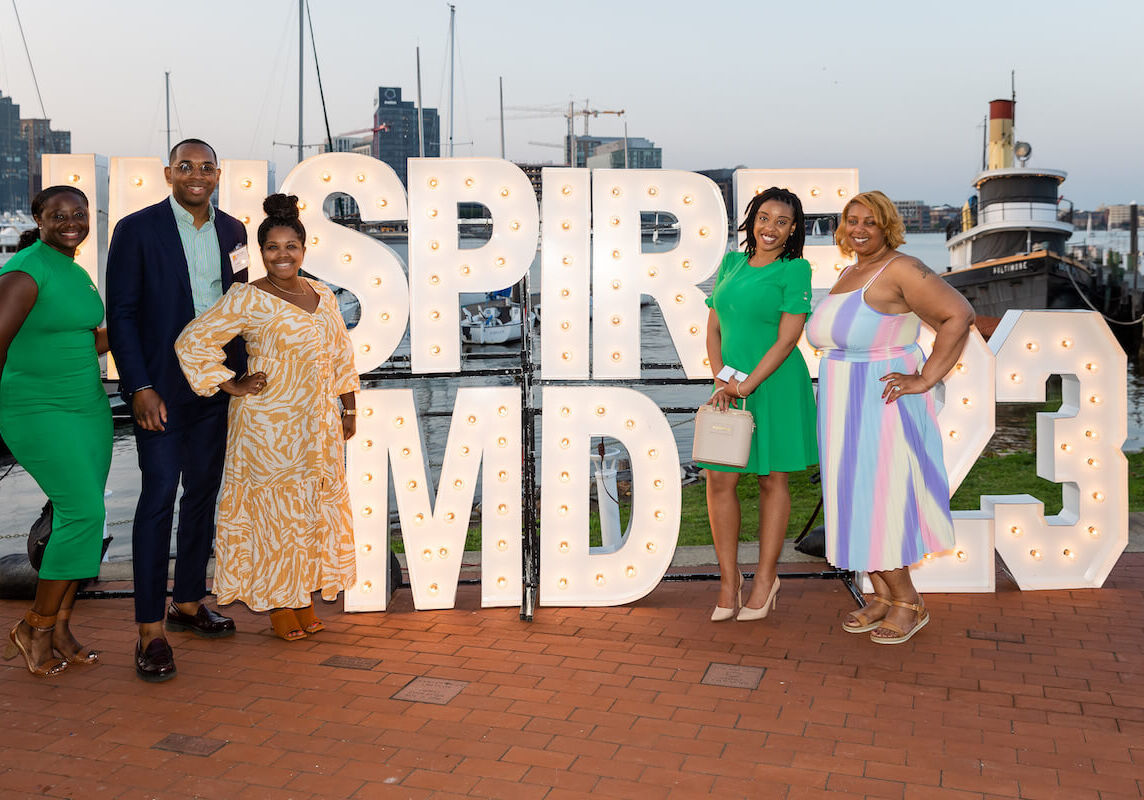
[805,259,955,571]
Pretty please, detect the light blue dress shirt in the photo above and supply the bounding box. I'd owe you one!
[169,195,223,316]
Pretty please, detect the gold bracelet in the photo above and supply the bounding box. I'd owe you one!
[342,409,357,417]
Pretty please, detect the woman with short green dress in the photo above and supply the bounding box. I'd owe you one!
[700,186,818,622]
[0,186,112,677]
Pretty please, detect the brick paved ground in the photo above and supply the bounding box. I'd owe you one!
[2,556,1143,800]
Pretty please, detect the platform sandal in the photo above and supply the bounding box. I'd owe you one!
[294,606,325,634]
[841,595,892,634]
[3,610,69,677]
[269,609,307,642]
[870,598,930,645]
[53,608,100,666]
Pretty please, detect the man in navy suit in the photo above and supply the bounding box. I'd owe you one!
[107,139,247,682]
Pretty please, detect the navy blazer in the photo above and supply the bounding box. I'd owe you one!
[106,198,248,412]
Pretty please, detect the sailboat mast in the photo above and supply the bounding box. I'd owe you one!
[164,71,171,156]
[297,0,304,164]
[1010,69,1016,130]
[416,47,425,158]
[447,3,455,158]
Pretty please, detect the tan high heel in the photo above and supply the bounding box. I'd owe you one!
[4,610,69,677]
[294,605,324,634]
[711,572,744,621]
[269,609,307,642]
[737,576,780,621]
[53,608,99,666]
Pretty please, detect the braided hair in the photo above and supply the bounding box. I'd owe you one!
[739,186,806,261]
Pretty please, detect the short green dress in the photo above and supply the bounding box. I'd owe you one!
[698,251,818,475]
[0,240,112,580]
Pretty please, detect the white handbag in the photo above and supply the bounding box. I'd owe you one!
[692,400,755,468]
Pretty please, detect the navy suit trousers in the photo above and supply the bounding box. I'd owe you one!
[131,400,227,623]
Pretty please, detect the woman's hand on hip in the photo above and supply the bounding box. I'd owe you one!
[880,371,928,403]
[341,414,356,441]
[223,371,268,397]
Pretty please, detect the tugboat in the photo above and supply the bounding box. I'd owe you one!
[941,96,1104,330]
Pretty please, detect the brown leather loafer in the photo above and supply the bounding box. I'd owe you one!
[165,603,236,639]
[135,637,176,683]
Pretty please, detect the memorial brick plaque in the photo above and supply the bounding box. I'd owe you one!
[152,733,227,757]
[391,677,468,705]
[701,662,765,690]
[321,655,382,671]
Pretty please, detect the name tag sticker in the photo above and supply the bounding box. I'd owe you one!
[229,245,251,272]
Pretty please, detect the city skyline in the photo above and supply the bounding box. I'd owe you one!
[0,0,1139,210]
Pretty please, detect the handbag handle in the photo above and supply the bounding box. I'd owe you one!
[703,395,746,412]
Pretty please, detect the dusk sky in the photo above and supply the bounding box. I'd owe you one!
[0,0,1139,209]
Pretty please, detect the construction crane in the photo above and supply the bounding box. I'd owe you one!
[336,122,390,138]
[500,101,625,166]
[277,122,391,155]
[339,123,389,136]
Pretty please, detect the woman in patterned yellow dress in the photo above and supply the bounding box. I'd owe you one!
[175,194,359,641]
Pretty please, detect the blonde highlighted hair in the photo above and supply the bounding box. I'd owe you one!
[834,190,906,256]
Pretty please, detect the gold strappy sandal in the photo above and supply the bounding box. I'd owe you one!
[54,608,100,666]
[841,595,892,634]
[3,610,69,677]
[870,598,930,645]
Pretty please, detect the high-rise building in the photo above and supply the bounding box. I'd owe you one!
[515,163,545,204]
[1107,204,1140,228]
[373,87,440,186]
[584,137,662,170]
[326,134,372,156]
[0,92,29,212]
[568,135,662,169]
[20,118,70,200]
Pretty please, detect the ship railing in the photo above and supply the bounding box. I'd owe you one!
[979,202,1063,225]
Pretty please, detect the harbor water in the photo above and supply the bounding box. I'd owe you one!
[2,233,1141,563]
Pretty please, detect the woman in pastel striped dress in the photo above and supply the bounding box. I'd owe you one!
[805,191,974,644]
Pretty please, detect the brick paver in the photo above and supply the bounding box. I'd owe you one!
[2,555,1143,799]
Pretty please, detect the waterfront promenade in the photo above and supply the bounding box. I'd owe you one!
[2,541,1143,799]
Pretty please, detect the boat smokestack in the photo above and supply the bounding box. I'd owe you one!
[987,99,1015,170]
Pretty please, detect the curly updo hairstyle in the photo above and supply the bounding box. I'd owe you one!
[257,193,306,248]
[18,185,89,251]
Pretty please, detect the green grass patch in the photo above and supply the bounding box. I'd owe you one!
[676,470,823,547]
[389,449,1144,553]
[951,449,1144,513]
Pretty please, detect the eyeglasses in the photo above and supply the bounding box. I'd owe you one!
[173,162,218,176]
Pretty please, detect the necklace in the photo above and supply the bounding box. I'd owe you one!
[266,275,307,296]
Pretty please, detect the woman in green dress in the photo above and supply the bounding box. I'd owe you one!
[0,186,112,677]
[701,186,818,622]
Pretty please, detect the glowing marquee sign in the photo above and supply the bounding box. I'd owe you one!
[52,153,1129,609]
